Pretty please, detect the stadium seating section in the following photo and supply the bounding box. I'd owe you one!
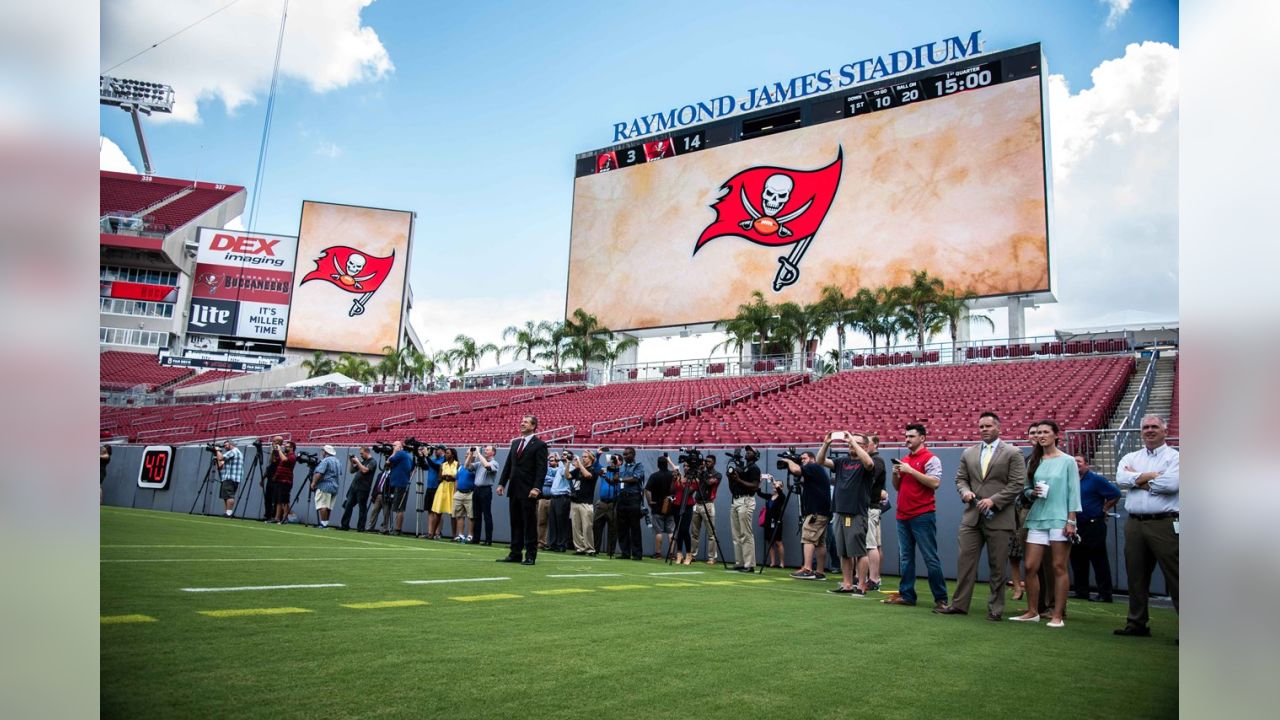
[100,351,194,392]
[100,356,1136,447]
[169,370,248,390]
[99,171,243,233]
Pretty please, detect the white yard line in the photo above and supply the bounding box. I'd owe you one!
[545,573,621,578]
[402,577,510,585]
[181,583,346,593]
[647,571,705,576]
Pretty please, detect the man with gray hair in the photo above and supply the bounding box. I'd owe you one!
[311,445,342,529]
[1114,415,1179,638]
[470,445,500,545]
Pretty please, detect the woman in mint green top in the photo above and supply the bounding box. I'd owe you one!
[1011,421,1080,627]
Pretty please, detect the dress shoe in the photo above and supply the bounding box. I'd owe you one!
[881,596,915,606]
[496,556,521,563]
[1009,614,1041,622]
[933,600,950,612]
[986,613,1002,621]
[520,558,536,566]
[1113,624,1151,637]
[1046,619,1065,628]
[933,604,967,615]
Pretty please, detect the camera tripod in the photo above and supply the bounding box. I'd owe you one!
[187,448,221,516]
[664,463,729,569]
[232,443,266,519]
[288,462,319,524]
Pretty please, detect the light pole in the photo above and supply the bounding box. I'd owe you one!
[99,75,174,175]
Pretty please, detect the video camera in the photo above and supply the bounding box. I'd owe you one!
[296,450,320,467]
[371,441,395,455]
[723,448,746,476]
[776,447,803,471]
[677,447,703,466]
[202,443,219,453]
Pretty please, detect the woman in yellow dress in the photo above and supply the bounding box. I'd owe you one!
[431,448,459,539]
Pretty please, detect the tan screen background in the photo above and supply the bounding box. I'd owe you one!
[286,202,413,355]
[567,77,1049,331]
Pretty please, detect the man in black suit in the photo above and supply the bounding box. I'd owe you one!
[496,415,549,566]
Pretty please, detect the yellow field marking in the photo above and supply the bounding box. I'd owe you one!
[599,584,648,591]
[700,580,740,586]
[198,607,313,618]
[738,579,775,584]
[340,600,429,610]
[532,588,595,596]
[449,593,522,602]
[654,582,698,588]
[101,614,157,625]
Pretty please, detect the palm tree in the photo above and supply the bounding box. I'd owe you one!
[534,320,569,372]
[480,342,502,366]
[817,285,855,366]
[333,353,372,383]
[933,289,996,360]
[775,301,827,369]
[448,334,484,374]
[562,308,631,374]
[713,290,776,360]
[404,347,428,388]
[300,350,333,378]
[502,321,550,362]
[600,333,640,378]
[379,345,409,384]
[893,270,946,354]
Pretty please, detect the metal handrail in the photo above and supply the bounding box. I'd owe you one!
[380,412,416,430]
[1114,351,1160,460]
[591,415,644,437]
[655,404,687,426]
[692,395,722,414]
[309,423,369,440]
[428,404,461,419]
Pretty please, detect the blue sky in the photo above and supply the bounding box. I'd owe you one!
[100,0,1179,361]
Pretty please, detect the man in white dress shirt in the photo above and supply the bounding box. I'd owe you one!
[1114,414,1179,637]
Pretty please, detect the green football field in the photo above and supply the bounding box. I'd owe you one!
[100,507,1178,719]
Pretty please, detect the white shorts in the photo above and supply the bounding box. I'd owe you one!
[1026,528,1069,545]
[314,491,336,511]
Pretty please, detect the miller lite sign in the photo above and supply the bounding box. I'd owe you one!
[188,226,299,340]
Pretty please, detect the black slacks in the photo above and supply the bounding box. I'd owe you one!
[507,493,539,560]
[1070,518,1113,598]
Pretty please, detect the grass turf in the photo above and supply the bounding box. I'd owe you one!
[101,507,1178,719]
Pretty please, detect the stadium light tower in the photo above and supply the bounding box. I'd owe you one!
[99,75,174,176]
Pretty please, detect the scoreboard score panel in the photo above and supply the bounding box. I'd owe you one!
[568,44,1050,332]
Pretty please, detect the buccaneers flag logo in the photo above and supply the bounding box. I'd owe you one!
[300,245,396,317]
[695,148,843,291]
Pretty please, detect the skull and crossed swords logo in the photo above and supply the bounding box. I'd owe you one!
[330,252,377,290]
[695,149,843,292]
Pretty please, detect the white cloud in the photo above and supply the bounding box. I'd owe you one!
[1024,41,1179,335]
[315,140,343,159]
[99,136,137,173]
[1100,0,1133,30]
[100,0,393,123]
[408,290,565,367]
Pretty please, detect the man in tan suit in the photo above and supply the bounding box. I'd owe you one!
[935,412,1027,620]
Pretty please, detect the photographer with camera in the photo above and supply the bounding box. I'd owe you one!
[453,448,477,543]
[366,444,395,534]
[690,456,722,565]
[858,435,890,592]
[267,440,297,524]
[615,448,647,561]
[645,456,676,560]
[594,453,621,557]
[781,449,832,581]
[726,446,762,572]
[310,445,342,529]
[470,445,500,545]
[568,450,598,556]
[547,450,574,552]
[215,440,243,518]
[339,446,376,531]
[758,475,786,567]
[670,463,699,565]
[386,440,415,536]
[431,447,460,539]
[418,444,446,539]
[817,432,876,595]
[100,444,112,504]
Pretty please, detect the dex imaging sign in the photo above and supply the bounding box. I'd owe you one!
[187,227,298,341]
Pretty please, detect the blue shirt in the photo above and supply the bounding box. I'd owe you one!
[422,452,444,489]
[313,455,341,495]
[550,464,571,496]
[1078,470,1121,521]
[219,446,243,483]
[544,464,564,495]
[598,468,620,502]
[389,450,414,489]
[456,464,475,492]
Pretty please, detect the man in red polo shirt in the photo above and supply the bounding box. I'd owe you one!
[883,424,949,610]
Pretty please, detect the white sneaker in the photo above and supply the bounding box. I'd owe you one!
[466,535,474,543]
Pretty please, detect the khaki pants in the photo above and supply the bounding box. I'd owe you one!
[537,498,551,548]
[570,502,595,553]
[1124,516,1179,628]
[952,522,1013,616]
[730,496,756,568]
[692,503,717,561]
